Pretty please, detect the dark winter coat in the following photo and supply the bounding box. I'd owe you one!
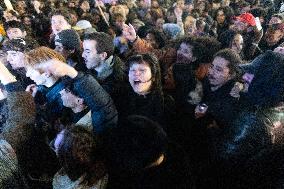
[71,73,118,134]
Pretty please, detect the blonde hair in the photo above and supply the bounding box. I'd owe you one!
[26,46,66,67]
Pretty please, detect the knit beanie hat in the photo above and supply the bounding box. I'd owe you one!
[55,29,81,51]
[162,23,182,39]
[235,13,256,26]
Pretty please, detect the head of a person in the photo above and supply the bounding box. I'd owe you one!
[214,7,234,25]
[127,53,162,96]
[50,9,72,35]
[165,7,176,23]
[155,18,165,32]
[69,9,79,26]
[176,36,196,64]
[3,9,19,22]
[230,13,256,33]
[25,47,66,87]
[82,32,114,70]
[79,0,90,12]
[21,14,32,27]
[3,38,31,70]
[68,0,80,8]
[131,19,145,32]
[55,29,81,59]
[163,23,182,40]
[219,29,244,54]
[145,29,166,49]
[208,48,242,88]
[250,7,267,25]
[192,36,222,65]
[59,86,86,113]
[104,115,168,174]
[265,14,284,46]
[55,126,105,184]
[239,0,251,14]
[112,13,126,30]
[184,15,197,35]
[4,21,27,40]
[15,0,27,15]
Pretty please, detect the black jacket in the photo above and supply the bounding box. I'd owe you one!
[72,73,118,134]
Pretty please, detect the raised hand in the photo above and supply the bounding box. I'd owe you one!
[25,84,38,97]
[122,23,137,42]
[35,59,78,79]
[174,7,183,19]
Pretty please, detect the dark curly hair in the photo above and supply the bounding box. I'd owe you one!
[127,53,162,95]
[57,125,106,186]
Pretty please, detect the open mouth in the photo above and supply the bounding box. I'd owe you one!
[133,80,142,85]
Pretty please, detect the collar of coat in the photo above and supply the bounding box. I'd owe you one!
[96,55,114,81]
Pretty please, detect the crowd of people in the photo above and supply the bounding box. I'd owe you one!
[0,0,283,188]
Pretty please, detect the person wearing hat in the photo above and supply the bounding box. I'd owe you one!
[72,20,96,37]
[258,13,284,53]
[2,38,36,90]
[54,29,86,72]
[229,12,264,60]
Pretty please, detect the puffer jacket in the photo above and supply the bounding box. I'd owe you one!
[72,73,118,134]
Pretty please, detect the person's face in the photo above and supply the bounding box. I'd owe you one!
[7,51,26,69]
[240,6,251,14]
[54,41,70,59]
[16,1,27,14]
[216,10,225,24]
[176,42,194,64]
[32,0,42,10]
[129,63,152,95]
[23,17,32,26]
[59,89,85,113]
[51,15,71,35]
[184,3,194,13]
[185,16,196,34]
[82,40,102,69]
[265,28,284,45]
[166,11,176,23]
[6,28,26,39]
[25,66,51,86]
[69,13,78,26]
[114,17,125,29]
[80,1,90,12]
[221,0,230,7]
[208,57,232,87]
[231,34,244,54]
[155,18,165,31]
[176,0,185,9]
[151,0,159,8]
[146,33,158,49]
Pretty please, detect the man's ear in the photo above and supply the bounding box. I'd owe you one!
[192,56,197,62]
[23,31,27,37]
[99,52,108,61]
